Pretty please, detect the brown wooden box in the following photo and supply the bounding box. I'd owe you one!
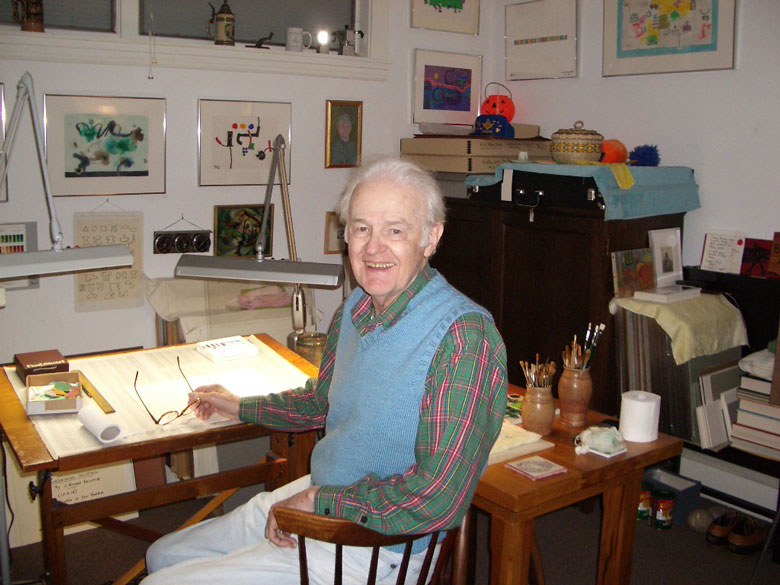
[14,349,69,383]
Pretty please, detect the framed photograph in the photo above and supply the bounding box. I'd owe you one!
[648,227,682,287]
[199,99,292,186]
[43,94,166,196]
[413,50,482,125]
[505,0,577,80]
[213,204,274,258]
[325,100,362,169]
[603,0,735,76]
[0,83,6,202]
[324,211,346,255]
[410,0,480,35]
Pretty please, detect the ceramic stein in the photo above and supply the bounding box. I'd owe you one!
[521,386,555,436]
[13,0,44,32]
[557,367,592,428]
[286,27,312,52]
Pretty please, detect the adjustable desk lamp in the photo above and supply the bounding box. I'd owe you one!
[175,134,343,346]
[0,72,133,285]
[0,72,133,584]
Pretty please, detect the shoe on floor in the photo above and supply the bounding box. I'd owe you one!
[727,515,767,555]
[706,510,738,547]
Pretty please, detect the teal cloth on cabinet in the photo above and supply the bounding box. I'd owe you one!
[465,163,700,221]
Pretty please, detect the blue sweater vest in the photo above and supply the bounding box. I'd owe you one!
[310,273,491,488]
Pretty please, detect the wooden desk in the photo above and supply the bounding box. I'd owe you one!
[0,334,318,585]
[472,386,683,585]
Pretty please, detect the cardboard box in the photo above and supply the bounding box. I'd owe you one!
[14,349,68,383]
[643,467,701,526]
[400,136,549,157]
[401,152,552,174]
[26,371,83,415]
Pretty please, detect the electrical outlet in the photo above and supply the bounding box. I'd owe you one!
[153,230,212,254]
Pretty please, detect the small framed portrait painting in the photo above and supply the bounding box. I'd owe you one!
[325,100,362,168]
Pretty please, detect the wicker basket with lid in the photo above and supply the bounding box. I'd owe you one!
[550,120,603,164]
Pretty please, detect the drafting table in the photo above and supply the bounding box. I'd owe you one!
[0,334,318,585]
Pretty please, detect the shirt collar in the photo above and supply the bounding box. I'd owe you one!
[351,264,436,332]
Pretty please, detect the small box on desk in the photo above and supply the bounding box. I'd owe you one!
[26,371,83,415]
[644,467,701,526]
[14,349,69,383]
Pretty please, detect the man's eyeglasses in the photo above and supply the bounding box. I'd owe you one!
[133,357,199,425]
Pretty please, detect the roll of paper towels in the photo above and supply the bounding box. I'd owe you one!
[78,402,123,444]
[619,391,661,443]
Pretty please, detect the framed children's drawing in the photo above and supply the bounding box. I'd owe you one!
[413,49,482,125]
[43,94,166,196]
[199,99,292,186]
[410,0,480,35]
[603,0,735,76]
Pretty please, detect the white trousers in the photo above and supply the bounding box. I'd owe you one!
[142,475,433,585]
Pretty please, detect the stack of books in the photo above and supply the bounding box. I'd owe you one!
[730,374,779,458]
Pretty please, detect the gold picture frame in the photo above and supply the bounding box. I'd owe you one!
[325,100,362,168]
[324,211,346,255]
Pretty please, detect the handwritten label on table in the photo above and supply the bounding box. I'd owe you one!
[700,231,745,274]
[74,211,143,312]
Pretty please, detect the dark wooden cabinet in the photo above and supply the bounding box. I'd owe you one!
[431,196,686,416]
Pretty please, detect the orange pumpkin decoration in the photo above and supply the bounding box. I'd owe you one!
[480,82,516,122]
[601,139,628,163]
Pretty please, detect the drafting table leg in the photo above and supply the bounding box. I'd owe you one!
[597,470,642,585]
[37,471,67,585]
[490,514,532,585]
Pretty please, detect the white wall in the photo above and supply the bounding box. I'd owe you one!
[1,1,778,363]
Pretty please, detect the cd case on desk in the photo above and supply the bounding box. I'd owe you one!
[505,455,567,480]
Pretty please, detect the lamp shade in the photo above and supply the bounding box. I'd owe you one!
[0,245,134,280]
[174,254,343,287]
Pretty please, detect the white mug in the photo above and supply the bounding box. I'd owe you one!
[286,27,312,52]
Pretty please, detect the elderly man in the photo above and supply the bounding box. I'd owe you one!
[143,158,507,585]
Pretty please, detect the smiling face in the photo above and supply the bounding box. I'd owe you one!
[346,176,443,314]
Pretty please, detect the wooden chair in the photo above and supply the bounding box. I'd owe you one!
[274,507,459,585]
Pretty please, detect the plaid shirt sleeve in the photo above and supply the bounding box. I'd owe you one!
[237,308,343,430]
[313,312,508,535]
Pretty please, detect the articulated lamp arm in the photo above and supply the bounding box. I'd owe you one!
[0,72,63,250]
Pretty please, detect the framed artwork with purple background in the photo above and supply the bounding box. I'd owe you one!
[413,49,482,125]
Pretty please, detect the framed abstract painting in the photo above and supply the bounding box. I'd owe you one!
[199,99,292,186]
[43,94,166,196]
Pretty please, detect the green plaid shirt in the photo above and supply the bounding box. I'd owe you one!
[239,265,507,534]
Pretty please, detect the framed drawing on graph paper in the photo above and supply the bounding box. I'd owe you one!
[199,99,292,186]
[603,0,735,76]
[410,0,480,35]
[413,50,482,126]
[44,94,166,196]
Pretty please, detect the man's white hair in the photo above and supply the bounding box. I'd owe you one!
[336,157,446,248]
